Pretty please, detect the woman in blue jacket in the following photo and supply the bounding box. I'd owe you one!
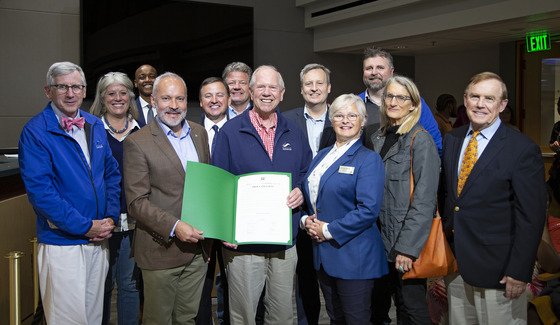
[302,94,387,324]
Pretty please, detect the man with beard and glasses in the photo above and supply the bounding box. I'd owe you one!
[123,72,211,325]
[359,47,442,156]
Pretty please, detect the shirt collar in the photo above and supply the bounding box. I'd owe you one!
[102,114,140,131]
[468,118,502,140]
[204,115,227,132]
[249,109,277,132]
[139,97,150,108]
[303,105,328,122]
[156,116,190,139]
[228,101,252,117]
[51,102,81,126]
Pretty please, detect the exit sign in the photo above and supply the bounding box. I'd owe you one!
[526,32,551,52]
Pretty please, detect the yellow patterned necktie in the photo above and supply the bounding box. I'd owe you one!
[457,131,480,196]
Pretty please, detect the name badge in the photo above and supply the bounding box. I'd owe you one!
[338,166,354,175]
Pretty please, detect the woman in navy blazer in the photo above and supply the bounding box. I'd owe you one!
[302,94,387,324]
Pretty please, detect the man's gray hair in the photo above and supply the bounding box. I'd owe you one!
[249,65,285,90]
[300,63,331,85]
[152,72,187,97]
[222,62,252,82]
[46,61,86,86]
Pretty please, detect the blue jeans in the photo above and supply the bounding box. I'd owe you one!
[102,230,140,325]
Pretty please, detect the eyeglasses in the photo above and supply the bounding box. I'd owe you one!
[51,84,85,93]
[332,113,359,122]
[384,93,411,105]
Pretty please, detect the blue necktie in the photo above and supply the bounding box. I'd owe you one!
[211,125,219,155]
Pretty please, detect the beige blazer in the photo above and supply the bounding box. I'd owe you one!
[123,119,210,270]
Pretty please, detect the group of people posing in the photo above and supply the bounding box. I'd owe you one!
[18,46,546,325]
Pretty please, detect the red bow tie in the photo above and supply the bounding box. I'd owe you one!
[61,116,85,131]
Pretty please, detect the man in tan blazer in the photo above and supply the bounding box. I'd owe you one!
[123,72,211,325]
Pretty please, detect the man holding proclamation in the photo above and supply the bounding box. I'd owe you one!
[212,65,312,325]
[123,72,210,325]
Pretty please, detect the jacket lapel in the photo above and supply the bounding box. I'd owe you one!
[150,121,186,177]
[317,141,360,196]
[450,126,469,199]
[459,123,506,196]
[187,121,209,164]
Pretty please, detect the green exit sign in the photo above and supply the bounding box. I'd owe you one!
[526,32,551,52]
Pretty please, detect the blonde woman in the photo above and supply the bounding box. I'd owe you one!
[90,72,141,325]
[370,76,440,324]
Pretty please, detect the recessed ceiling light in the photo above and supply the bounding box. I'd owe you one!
[394,45,408,49]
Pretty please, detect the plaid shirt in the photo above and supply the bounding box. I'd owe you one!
[249,109,277,160]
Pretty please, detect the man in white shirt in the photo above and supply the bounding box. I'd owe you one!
[199,77,229,154]
[134,64,158,126]
[196,77,230,325]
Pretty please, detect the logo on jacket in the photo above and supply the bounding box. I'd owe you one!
[95,141,104,149]
[282,142,292,151]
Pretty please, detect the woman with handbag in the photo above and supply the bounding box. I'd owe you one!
[369,76,440,324]
[301,94,388,324]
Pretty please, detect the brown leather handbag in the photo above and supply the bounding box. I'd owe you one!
[402,129,458,280]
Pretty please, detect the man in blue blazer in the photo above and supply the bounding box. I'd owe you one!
[442,72,546,324]
[134,64,157,127]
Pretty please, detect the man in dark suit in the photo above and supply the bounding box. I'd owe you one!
[134,64,158,126]
[196,77,230,325]
[124,72,211,325]
[442,72,546,324]
[283,63,334,325]
[283,63,335,158]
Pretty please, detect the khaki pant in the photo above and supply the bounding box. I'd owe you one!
[141,254,207,325]
[223,246,297,325]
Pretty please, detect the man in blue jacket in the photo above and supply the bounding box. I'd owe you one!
[212,65,312,325]
[19,61,121,324]
[359,47,442,156]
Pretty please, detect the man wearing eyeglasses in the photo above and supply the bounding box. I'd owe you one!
[359,47,442,156]
[19,61,121,324]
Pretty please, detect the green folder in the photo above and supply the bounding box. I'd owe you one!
[181,161,292,245]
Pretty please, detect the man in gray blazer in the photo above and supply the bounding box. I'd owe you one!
[124,72,211,325]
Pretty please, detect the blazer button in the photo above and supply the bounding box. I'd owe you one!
[317,209,321,213]
[454,206,460,211]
